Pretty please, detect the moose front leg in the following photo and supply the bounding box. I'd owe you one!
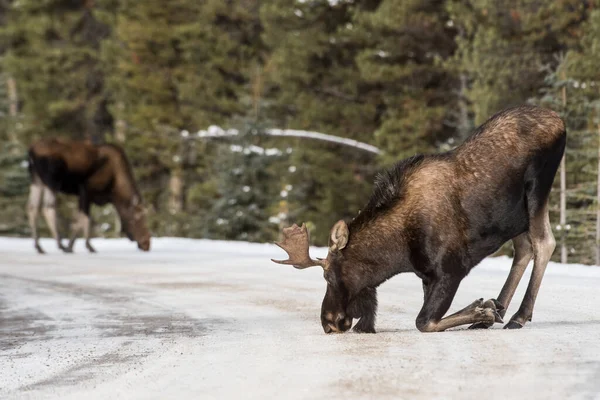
[415,275,503,332]
[41,186,70,253]
[67,212,95,253]
[347,287,377,333]
[67,188,96,253]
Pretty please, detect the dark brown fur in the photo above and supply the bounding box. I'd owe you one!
[275,105,565,333]
[27,138,150,253]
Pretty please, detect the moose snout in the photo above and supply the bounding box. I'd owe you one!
[138,238,151,252]
[323,313,352,334]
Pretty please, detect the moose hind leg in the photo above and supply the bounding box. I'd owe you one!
[41,187,69,253]
[469,233,533,329]
[505,202,554,329]
[505,137,562,330]
[347,287,377,333]
[415,274,501,333]
[28,183,44,254]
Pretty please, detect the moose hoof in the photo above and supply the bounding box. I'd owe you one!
[86,244,97,253]
[352,316,376,333]
[504,320,524,329]
[35,245,46,255]
[468,321,492,330]
[482,298,505,313]
[472,299,503,327]
[475,307,501,326]
[481,299,504,324]
[353,324,376,334]
[61,246,73,254]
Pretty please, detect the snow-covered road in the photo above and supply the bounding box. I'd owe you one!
[1,237,600,400]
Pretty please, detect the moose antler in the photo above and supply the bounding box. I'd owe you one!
[271,223,328,269]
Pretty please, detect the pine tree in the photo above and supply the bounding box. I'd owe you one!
[101,0,263,237]
[0,141,29,236]
[352,0,458,159]
[205,120,285,242]
[562,4,600,264]
[0,65,28,236]
[260,0,380,244]
[0,0,112,142]
[445,0,595,262]
[0,0,28,236]
[446,0,589,126]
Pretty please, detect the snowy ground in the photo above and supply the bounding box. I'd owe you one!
[1,237,600,400]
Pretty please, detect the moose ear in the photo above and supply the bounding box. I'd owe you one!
[329,220,349,253]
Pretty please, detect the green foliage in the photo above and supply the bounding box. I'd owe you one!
[0,141,29,235]
[99,0,262,237]
[353,0,456,159]
[2,0,600,265]
[559,5,600,264]
[260,0,380,243]
[0,0,112,142]
[205,120,284,242]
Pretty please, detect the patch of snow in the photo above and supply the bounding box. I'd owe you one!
[189,126,381,155]
[1,237,600,399]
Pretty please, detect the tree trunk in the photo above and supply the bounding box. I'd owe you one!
[560,83,567,264]
[596,122,600,266]
[115,102,126,143]
[114,212,121,236]
[560,155,567,263]
[6,75,18,143]
[458,73,470,140]
[168,169,183,214]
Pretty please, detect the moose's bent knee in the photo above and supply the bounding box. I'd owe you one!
[416,319,438,333]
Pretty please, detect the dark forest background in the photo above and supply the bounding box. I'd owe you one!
[1,0,600,264]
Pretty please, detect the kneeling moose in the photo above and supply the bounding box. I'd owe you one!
[28,138,151,253]
[273,105,565,333]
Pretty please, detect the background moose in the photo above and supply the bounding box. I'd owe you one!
[27,138,151,253]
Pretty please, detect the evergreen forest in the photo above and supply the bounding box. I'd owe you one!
[1,0,600,264]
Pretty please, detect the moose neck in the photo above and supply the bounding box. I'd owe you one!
[112,165,141,206]
[111,180,141,223]
[341,222,412,295]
